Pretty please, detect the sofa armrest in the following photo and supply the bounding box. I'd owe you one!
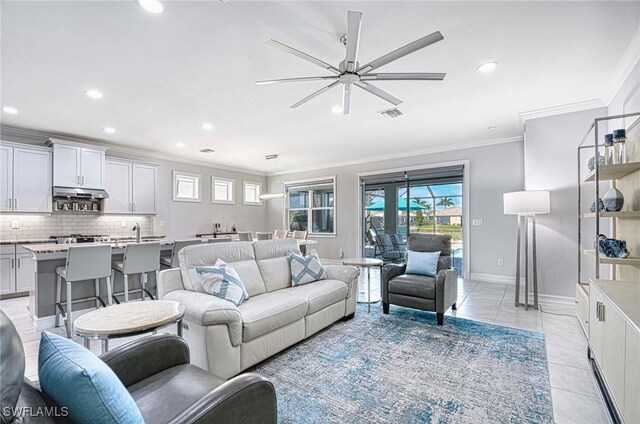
[324,265,360,298]
[166,373,277,424]
[164,290,243,346]
[435,268,458,314]
[381,263,407,303]
[100,334,189,387]
[158,268,185,298]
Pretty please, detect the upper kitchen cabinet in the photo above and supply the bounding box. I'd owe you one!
[49,139,106,189]
[0,143,51,213]
[104,159,157,215]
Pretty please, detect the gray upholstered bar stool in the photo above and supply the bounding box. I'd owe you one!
[237,232,253,241]
[256,232,273,240]
[111,242,161,303]
[55,244,113,338]
[160,239,202,269]
[208,237,232,243]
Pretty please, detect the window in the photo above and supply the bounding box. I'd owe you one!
[212,177,235,204]
[243,181,262,205]
[285,177,336,236]
[173,171,202,202]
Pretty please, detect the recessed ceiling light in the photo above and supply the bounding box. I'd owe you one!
[201,122,214,130]
[85,89,103,99]
[103,127,116,134]
[477,62,498,73]
[175,142,186,148]
[137,0,164,14]
[488,126,497,131]
[331,106,343,114]
[2,106,18,114]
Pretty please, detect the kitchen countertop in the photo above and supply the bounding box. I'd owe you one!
[0,235,166,246]
[22,240,174,254]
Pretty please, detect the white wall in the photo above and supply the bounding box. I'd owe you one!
[267,141,525,280]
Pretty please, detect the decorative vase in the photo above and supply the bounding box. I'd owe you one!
[590,199,606,213]
[603,187,624,212]
[587,154,605,171]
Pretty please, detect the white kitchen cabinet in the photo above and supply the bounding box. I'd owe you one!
[16,253,35,292]
[132,164,157,214]
[104,159,157,215]
[51,140,106,189]
[624,322,640,424]
[0,143,51,213]
[0,255,16,295]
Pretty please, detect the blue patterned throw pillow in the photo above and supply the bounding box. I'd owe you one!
[196,259,249,305]
[289,249,327,286]
[38,332,145,424]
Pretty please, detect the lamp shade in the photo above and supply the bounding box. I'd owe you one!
[503,191,550,215]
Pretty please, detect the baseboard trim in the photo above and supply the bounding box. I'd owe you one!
[469,273,575,306]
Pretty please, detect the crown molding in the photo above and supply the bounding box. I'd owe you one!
[518,99,607,123]
[268,136,523,177]
[602,27,640,106]
[0,126,267,176]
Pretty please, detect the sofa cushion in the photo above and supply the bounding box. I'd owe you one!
[254,239,300,292]
[238,292,308,342]
[178,242,267,297]
[388,274,436,299]
[289,250,327,286]
[283,279,348,315]
[196,259,249,306]
[38,332,144,424]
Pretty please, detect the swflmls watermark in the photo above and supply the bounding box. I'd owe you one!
[2,406,69,418]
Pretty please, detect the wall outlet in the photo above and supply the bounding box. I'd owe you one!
[338,249,344,258]
[472,219,483,226]
[120,221,126,228]
[11,221,19,229]
[497,258,504,266]
[159,221,165,227]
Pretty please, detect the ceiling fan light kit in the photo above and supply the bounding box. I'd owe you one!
[257,10,446,115]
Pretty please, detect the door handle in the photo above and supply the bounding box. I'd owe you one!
[8,198,11,209]
[10,258,14,269]
[77,176,80,185]
[14,198,17,210]
[17,258,20,268]
[133,202,135,212]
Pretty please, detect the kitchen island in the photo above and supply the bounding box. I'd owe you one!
[21,239,174,330]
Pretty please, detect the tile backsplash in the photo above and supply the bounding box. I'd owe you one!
[0,214,153,240]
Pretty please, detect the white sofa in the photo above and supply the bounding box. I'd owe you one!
[157,239,360,379]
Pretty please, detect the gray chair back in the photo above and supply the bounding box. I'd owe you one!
[208,237,232,243]
[237,232,253,242]
[406,233,452,271]
[256,232,273,241]
[123,242,162,274]
[65,244,112,281]
[0,311,25,423]
[170,239,202,268]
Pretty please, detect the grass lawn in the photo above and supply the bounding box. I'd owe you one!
[411,223,462,242]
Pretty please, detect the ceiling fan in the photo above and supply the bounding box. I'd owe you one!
[256,11,446,115]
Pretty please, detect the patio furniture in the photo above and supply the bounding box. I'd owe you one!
[374,234,405,262]
[390,234,407,253]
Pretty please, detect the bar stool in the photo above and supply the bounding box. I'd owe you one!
[208,237,232,243]
[256,232,273,240]
[273,230,289,239]
[237,232,253,242]
[111,242,161,303]
[160,239,202,269]
[55,244,112,338]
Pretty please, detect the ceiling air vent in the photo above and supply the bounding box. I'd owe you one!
[379,108,403,118]
[200,148,215,153]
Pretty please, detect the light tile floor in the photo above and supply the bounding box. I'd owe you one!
[1,272,611,424]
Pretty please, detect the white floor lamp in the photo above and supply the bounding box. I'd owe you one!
[503,191,550,310]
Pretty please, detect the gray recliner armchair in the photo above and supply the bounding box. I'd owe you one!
[0,311,277,424]
[381,233,458,325]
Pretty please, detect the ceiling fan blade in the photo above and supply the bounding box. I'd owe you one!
[360,72,446,81]
[356,31,444,74]
[290,81,341,108]
[354,81,403,106]
[266,39,341,75]
[342,84,352,115]
[344,11,363,73]
[256,76,339,85]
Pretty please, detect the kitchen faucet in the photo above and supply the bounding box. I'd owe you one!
[133,223,141,243]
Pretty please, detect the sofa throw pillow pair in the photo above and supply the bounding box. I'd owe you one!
[196,259,249,306]
[405,250,441,277]
[289,249,327,286]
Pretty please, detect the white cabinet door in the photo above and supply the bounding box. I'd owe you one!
[589,286,605,364]
[132,164,157,214]
[0,145,13,211]
[53,144,80,187]
[13,148,51,213]
[0,255,16,295]
[16,253,35,292]
[104,161,132,214]
[624,322,640,424]
[602,300,626,413]
[80,148,105,189]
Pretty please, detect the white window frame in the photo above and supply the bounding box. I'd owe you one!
[172,171,202,203]
[284,176,336,237]
[212,177,235,204]
[243,180,263,206]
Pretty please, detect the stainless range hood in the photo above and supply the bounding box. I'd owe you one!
[53,187,109,199]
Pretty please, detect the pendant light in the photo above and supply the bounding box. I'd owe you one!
[258,154,286,200]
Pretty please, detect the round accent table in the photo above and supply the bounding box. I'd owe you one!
[74,300,185,354]
[342,258,383,313]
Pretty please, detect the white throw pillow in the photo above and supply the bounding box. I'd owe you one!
[195,259,249,305]
[289,249,327,286]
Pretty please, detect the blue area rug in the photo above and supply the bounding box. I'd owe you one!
[252,304,553,423]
